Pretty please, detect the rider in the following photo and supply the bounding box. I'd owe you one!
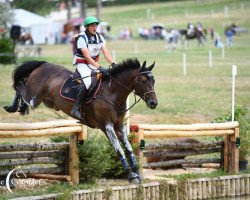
[187,22,195,36]
[71,16,116,119]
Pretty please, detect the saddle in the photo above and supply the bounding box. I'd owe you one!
[60,70,101,102]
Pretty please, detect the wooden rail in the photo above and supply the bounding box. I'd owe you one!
[0,120,87,185]
[130,121,240,173]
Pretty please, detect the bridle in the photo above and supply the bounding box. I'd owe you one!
[133,71,156,101]
[96,69,155,113]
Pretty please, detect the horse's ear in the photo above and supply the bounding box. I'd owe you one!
[141,61,146,70]
[148,61,155,71]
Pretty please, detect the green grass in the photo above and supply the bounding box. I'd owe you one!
[161,168,250,181]
[0,0,249,197]
[0,182,97,199]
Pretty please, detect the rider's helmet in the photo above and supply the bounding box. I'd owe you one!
[84,16,99,27]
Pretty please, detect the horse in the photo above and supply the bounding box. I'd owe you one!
[4,58,158,184]
[179,28,206,46]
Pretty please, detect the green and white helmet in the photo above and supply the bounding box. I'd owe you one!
[83,16,99,27]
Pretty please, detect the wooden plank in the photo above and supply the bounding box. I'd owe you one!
[231,127,239,173]
[0,120,82,130]
[224,136,229,172]
[139,121,239,131]
[145,141,223,150]
[235,178,240,196]
[0,150,65,159]
[240,177,245,195]
[0,166,64,176]
[221,180,226,197]
[28,174,71,182]
[216,180,222,198]
[0,143,69,152]
[246,177,250,195]
[188,174,250,182]
[0,157,64,167]
[202,181,207,199]
[197,182,202,200]
[143,158,220,169]
[143,130,234,139]
[230,179,236,197]
[183,163,220,168]
[212,180,217,198]
[207,181,212,199]
[192,182,197,200]
[69,134,79,185]
[144,147,221,158]
[0,126,82,138]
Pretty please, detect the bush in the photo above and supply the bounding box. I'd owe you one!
[0,38,15,64]
[51,132,138,182]
[78,133,115,182]
[214,106,250,161]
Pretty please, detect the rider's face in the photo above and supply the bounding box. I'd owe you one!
[87,23,98,35]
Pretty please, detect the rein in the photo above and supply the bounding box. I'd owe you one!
[97,70,155,114]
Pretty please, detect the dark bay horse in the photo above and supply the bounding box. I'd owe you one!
[179,28,206,46]
[4,58,158,183]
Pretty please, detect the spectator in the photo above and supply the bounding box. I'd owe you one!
[209,27,214,39]
[214,33,223,48]
[226,29,233,47]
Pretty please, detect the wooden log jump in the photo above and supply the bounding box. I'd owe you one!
[0,120,87,185]
[130,121,239,173]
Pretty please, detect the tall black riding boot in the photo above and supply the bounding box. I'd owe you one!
[70,84,87,119]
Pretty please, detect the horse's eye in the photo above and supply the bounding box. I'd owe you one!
[140,77,147,83]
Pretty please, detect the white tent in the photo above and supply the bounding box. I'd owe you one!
[12,9,61,44]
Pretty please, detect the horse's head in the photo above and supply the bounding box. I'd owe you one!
[134,61,158,109]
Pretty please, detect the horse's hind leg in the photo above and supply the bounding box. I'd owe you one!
[105,122,140,184]
[3,92,21,113]
[118,125,142,182]
[18,99,29,115]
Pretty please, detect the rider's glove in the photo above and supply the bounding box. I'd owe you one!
[99,66,109,77]
[111,62,117,68]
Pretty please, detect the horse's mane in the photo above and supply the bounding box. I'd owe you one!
[12,61,47,89]
[108,58,140,76]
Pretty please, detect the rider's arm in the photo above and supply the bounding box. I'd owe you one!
[81,48,100,68]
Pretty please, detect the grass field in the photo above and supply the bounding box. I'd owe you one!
[0,0,249,124]
[0,0,250,198]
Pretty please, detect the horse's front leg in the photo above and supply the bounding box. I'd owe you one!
[118,125,142,182]
[104,122,140,184]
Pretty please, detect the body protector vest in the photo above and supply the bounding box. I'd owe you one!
[74,31,103,63]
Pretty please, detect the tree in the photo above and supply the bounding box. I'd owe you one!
[11,0,55,15]
[96,0,102,21]
[80,0,87,18]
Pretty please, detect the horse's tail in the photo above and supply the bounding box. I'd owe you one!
[12,61,47,90]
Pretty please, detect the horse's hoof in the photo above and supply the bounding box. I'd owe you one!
[3,106,17,113]
[130,177,140,184]
[128,172,140,184]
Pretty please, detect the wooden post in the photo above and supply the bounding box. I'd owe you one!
[224,135,229,172]
[78,125,87,142]
[230,128,239,173]
[69,134,79,184]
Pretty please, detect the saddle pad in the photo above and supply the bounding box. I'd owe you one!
[60,77,80,102]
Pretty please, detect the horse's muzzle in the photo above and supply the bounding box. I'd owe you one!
[143,91,158,109]
[148,100,158,109]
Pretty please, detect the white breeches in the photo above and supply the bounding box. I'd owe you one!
[76,63,98,89]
